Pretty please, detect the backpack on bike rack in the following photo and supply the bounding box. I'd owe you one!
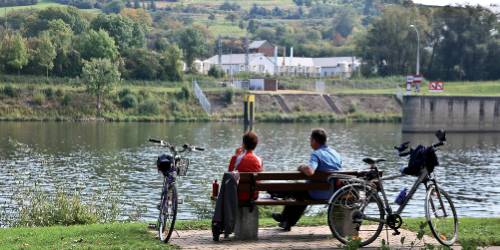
[402,145,439,176]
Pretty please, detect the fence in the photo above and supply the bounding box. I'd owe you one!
[192,80,212,114]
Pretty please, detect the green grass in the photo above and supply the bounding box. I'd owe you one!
[403,217,500,246]
[0,0,100,17]
[0,217,497,249]
[0,223,177,249]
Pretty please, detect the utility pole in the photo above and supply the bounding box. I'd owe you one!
[409,25,420,75]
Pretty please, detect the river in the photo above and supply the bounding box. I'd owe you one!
[0,122,499,221]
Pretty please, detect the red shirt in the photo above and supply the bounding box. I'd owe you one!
[228,148,263,200]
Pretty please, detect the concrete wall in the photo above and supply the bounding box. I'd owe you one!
[402,96,500,132]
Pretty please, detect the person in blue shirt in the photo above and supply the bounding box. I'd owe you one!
[272,128,342,231]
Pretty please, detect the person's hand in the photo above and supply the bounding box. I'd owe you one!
[297,165,307,171]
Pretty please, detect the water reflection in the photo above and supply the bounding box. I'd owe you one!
[0,122,498,221]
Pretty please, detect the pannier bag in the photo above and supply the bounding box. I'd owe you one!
[401,145,439,176]
[157,154,173,172]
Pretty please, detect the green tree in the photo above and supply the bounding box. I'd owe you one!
[178,27,207,72]
[31,32,56,78]
[91,14,146,50]
[0,32,29,74]
[81,58,121,113]
[427,6,497,80]
[355,6,426,76]
[225,13,237,24]
[76,29,118,61]
[46,19,74,75]
[332,8,356,38]
[160,44,183,81]
[122,48,161,80]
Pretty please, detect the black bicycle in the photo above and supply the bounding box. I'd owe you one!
[149,138,204,243]
[328,130,458,246]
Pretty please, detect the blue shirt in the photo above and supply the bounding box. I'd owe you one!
[308,145,342,200]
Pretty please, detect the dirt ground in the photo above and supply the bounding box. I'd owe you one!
[207,91,402,115]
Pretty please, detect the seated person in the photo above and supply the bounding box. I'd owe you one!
[272,128,342,231]
[228,131,263,201]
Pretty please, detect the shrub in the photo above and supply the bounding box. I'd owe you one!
[2,85,20,98]
[32,92,45,106]
[223,88,234,104]
[61,94,72,106]
[120,94,138,109]
[169,99,180,111]
[208,65,225,78]
[55,88,64,98]
[177,86,190,100]
[118,88,132,99]
[43,87,54,99]
[138,99,160,115]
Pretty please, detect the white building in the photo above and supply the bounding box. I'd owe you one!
[200,53,276,75]
[199,45,360,78]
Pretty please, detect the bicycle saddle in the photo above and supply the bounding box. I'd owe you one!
[363,158,386,165]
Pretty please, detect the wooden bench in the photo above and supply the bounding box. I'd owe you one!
[232,171,376,240]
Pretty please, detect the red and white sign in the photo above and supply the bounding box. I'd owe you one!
[429,81,444,92]
[413,75,423,84]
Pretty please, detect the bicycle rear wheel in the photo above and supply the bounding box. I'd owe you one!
[328,184,384,247]
[158,184,178,243]
[425,185,458,246]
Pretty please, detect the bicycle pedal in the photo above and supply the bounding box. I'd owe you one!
[178,199,183,204]
[392,230,401,236]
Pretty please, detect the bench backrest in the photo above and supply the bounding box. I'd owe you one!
[236,171,374,195]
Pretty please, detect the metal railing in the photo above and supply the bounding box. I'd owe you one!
[192,80,212,114]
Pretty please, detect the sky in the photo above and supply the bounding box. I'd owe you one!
[412,0,500,12]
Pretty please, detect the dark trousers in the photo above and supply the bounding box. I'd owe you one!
[271,191,311,227]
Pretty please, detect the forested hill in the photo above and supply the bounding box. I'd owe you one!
[0,0,498,82]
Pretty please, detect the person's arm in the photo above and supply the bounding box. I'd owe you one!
[298,153,319,176]
[298,165,314,176]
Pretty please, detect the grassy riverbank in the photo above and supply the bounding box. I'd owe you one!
[0,217,498,249]
[0,75,498,122]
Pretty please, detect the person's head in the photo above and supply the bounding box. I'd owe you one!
[242,131,258,151]
[310,128,327,149]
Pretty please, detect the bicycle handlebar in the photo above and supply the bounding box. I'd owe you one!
[149,138,204,152]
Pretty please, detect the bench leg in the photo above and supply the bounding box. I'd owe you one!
[234,206,259,240]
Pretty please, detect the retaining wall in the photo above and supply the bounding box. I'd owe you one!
[402,96,500,132]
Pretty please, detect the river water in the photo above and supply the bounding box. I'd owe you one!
[0,122,499,221]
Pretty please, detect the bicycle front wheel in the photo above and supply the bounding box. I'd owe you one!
[425,185,458,246]
[158,184,178,243]
[328,184,385,247]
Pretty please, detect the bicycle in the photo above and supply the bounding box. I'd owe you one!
[327,130,458,246]
[149,138,205,243]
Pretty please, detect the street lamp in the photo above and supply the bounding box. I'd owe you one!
[409,25,420,76]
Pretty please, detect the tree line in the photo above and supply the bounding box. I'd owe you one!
[357,5,500,81]
[0,7,210,81]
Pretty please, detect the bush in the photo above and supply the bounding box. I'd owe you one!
[120,94,137,109]
[177,86,190,100]
[2,85,20,98]
[55,89,64,98]
[138,99,160,115]
[208,65,225,78]
[223,88,234,104]
[61,94,72,106]
[43,87,54,99]
[117,88,132,99]
[169,100,180,111]
[32,92,45,106]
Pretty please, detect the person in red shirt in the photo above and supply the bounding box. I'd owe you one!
[228,131,263,201]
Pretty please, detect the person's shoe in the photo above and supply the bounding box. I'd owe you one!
[279,221,291,232]
[271,213,283,223]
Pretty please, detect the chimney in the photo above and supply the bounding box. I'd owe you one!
[282,47,286,66]
[289,47,293,65]
[274,46,278,75]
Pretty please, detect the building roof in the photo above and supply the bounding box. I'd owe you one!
[204,53,359,68]
[249,40,269,49]
[312,57,359,67]
[204,53,273,65]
